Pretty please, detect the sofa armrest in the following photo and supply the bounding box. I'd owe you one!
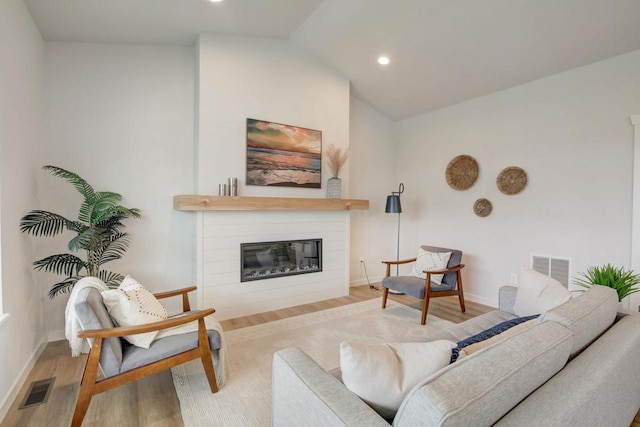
[499,286,518,314]
[272,348,389,427]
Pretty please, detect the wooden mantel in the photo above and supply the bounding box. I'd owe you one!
[173,195,369,211]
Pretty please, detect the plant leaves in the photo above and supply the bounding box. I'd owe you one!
[33,253,87,277]
[20,210,75,236]
[48,276,82,299]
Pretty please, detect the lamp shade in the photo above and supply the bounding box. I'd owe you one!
[385,194,402,213]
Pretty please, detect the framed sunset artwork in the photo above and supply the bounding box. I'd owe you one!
[246,118,322,188]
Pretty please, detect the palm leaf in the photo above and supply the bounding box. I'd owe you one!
[20,210,76,237]
[33,253,87,276]
[68,227,111,252]
[98,233,131,264]
[99,270,125,288]
[48,277,82,299]
[43,165,96,201]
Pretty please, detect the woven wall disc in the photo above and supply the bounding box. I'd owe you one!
[473,198,492,217]
[445,155,479,191]
[497,166,527,195]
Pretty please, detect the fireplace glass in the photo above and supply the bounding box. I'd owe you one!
[241,239,322,282]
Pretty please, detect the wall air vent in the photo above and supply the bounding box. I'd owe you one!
[531,254,572,288]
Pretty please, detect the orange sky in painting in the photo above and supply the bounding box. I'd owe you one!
[247,119,321,155]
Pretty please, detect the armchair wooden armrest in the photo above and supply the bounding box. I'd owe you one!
[382,258,418,277]
[77,308,215,339]
[423,263,465,276]
[154,285,197,312]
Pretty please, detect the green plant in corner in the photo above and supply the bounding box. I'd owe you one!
[573,263,640,302]
[20,165,141,298]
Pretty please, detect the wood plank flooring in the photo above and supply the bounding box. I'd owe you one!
[1,285,636,426]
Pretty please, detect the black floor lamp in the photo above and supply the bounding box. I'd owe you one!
[385,183,404,277]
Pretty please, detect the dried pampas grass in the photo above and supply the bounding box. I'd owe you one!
[326,144,349,178]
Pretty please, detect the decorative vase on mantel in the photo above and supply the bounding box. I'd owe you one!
[327,176,342,199]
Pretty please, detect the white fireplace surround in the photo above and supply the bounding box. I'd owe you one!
[196,210,350,320]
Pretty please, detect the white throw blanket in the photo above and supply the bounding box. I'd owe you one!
[65,276,109,357]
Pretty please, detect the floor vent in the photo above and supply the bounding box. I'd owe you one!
[531,254,572,288]
[19,378,55,409]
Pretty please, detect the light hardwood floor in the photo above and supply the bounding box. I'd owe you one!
[1,285,637,426]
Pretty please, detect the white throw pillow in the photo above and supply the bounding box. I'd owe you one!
[101,275,168,348]
[411,248,452,285]
[340,340,457,419]
[513,266,572,317]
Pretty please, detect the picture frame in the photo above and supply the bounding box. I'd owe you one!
[246,118,322,188]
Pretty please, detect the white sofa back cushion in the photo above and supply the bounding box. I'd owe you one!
[539,284,618,357]
[394,321,573,427]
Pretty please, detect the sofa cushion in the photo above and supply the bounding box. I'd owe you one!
[340,340,456,420]
[538,284,618,357]
[458,319,538,359]
[450,314,539,362]
[393,321,573,427]
[513,266,571,316]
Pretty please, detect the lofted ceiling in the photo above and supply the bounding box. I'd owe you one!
[23,0,640,121]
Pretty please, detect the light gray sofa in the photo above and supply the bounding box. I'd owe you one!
[272,285,640,426]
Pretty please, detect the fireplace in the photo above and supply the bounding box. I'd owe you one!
[241,238,322,282]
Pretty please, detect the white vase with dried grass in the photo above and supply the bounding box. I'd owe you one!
[325,144,348,199]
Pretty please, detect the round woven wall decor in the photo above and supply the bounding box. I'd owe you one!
[473,198,492,217]
[497,166,528,195]
[445,155,479,191]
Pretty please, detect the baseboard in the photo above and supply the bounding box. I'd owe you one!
[48,329,65,342]
[350,276,384,287]
[463,292,497,308]
[0,336,48,422]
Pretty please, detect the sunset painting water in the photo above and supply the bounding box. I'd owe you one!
[246,118,322,188]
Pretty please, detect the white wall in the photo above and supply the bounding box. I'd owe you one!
[349,98,396,285]
[0,0,45,418]
[194,35,351,317]
[196,34,350,196]
[42,43,196,337]
[394,49,640,306]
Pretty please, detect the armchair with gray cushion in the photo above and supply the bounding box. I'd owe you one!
[71,285,221,427]
[381,245,465,325]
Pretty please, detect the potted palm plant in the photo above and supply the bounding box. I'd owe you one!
[573,263,640,302]
[20,165,141,298]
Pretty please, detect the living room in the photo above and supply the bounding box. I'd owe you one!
[2,0,640,425]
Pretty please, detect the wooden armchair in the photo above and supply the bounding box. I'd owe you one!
[381,245,466,325]
[71,285,220,427]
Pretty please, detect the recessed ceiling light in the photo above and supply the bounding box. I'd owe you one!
[377,56,390,65]
[209,0,223,2]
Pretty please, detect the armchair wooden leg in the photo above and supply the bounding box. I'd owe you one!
[72,339,103,427]
[421,296,430,325]
[382,287,389,308]
[421,281,432,325]
[457,271,466,313]
[198,319,219,393]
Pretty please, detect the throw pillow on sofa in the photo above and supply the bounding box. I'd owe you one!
[410,248,452,285]
[101,275,168,348]
[513,266,571,316]
[340,340,456,420]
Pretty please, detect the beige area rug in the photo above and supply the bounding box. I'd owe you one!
[171,298,454,427]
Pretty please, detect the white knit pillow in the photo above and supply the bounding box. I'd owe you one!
[101,275,168,348]
[411,248,452,285]
[340,340,457,419]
